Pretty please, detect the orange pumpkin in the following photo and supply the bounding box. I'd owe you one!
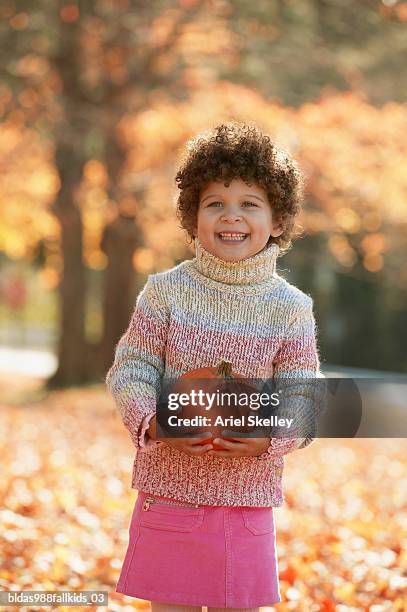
[171,360,259,450]
[182,359,243,380]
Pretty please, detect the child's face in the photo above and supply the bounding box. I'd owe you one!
[194,178,283,262]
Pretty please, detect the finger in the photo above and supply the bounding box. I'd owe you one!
[213,437,241,449]
[221,429,242,440]
[197,431,213,439]
[185,437,212,448]
[220,430,250,443]
[188,444,213,455]
[244,437,264,446]
[191,432,213,445]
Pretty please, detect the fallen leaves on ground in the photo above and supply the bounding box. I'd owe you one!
[0,375,406,612]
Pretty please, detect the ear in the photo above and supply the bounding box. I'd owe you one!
[270,220,284,238]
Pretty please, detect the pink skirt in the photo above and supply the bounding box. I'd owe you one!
[116,490,282,609]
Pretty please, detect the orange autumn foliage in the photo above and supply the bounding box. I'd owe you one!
[1,377,406,610]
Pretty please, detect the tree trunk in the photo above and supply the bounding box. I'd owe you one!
[47,141,88,388]
[47,10,89,388]
[99,114,143,375]
[100,213,141,374]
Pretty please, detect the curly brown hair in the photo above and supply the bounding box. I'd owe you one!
[175,122,305,254]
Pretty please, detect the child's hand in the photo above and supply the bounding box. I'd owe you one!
[162,432,214,457]
[206,430,270,458]
[149,415,213,456]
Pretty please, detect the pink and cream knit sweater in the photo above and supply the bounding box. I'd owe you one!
[106,238,323,507]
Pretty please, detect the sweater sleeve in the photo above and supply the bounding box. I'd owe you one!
[258,297,325,460]
[105,275,169,450]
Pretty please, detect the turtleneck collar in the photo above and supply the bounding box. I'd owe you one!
[192,237,280,286]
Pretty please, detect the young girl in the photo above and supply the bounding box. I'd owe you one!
[106,123,323,611]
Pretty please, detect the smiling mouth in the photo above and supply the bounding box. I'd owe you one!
[217,232,249,242]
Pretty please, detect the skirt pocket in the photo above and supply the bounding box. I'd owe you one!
[241,506,275,535]
[140,496,205,533]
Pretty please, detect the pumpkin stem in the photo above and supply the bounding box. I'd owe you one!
[217,360,233,378]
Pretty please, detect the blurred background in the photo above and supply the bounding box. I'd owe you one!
[0,0,406,387]
[0,1,406,610]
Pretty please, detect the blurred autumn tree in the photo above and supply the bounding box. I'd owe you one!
[0,0,406,385]
[226,0,407,106]
[0,0,222,385]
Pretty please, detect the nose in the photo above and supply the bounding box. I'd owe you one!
[220,210,243,222]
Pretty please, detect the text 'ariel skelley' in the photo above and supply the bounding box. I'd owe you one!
[167,414,294,429]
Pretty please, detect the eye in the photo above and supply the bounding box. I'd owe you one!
[242,201,258,207]
[207,201,223,207]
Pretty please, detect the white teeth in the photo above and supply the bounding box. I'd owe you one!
[218,233,247,241]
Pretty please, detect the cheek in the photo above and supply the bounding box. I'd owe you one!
[196,212,213,230]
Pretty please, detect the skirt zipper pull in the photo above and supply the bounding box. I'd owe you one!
[142,497,155,512]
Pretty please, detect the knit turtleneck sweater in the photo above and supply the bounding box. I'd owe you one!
[193,237,280,285]
[106,238,323,507]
